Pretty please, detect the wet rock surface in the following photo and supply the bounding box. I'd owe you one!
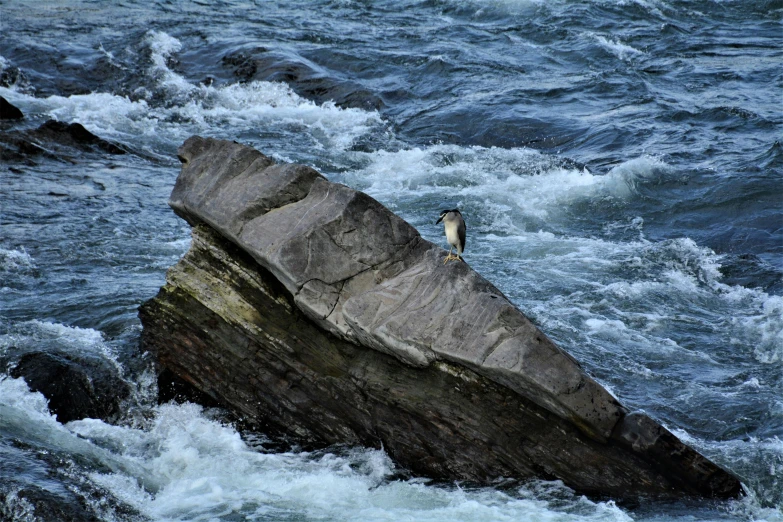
[8,350,131,424]
[221,48,384,111]
[0,443,143,522]
[0,119,128,164]
[0,486,102,522]
[139,136,742,500]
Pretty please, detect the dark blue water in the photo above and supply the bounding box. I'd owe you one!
[1,1,781,520]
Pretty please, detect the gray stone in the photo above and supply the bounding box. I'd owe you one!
[140,136,742,500]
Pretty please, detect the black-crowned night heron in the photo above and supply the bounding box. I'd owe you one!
[436,208,466,264]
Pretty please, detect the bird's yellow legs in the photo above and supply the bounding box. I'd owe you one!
[443,247,462,264]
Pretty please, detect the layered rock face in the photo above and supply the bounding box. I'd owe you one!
[139,136,741,500]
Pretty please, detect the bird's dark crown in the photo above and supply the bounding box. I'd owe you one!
[436,208,461,224]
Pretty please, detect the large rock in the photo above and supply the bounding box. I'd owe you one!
[139,136,742,500]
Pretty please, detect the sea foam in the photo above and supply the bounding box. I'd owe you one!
[591,34,645,61]
[0,247,35,272]
[0,320,128,380]
[343,144,668,224]
[0,320,104,352]
[68,402,633,522]
[0,30,385,161]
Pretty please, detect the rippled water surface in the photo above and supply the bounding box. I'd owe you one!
[1,0,781,520]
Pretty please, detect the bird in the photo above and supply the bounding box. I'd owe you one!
[435,209,466,264]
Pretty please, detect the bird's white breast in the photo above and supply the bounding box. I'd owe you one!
[444,220,461,253]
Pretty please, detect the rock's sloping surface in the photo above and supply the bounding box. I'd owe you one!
[140,136,742,500]
[170,137,623,442]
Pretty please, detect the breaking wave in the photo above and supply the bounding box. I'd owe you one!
[0,31,385,161]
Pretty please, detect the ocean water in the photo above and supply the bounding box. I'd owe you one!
[1,0,781,520]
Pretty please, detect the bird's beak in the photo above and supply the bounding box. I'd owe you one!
[435,216,444,224]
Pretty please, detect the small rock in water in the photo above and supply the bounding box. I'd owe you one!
[0,486,101,522]
[31,120,127,154]
[0,96,23,120]
[9,350,131,424]
[0,118,129,164]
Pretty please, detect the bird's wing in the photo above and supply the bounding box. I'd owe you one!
[458,219,466,251]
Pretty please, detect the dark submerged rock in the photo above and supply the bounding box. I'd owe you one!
[9,351,131,424]
[0,443,143,522]
[0,486,102,522]
[0,96,23,120]
[0,65,25,89]
[0,119,128,164]
[28,120,128,155]
[139,136,742,500]
[222,48,384,111]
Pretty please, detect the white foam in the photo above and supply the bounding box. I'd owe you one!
[145,31,184,72]
[164,237,192,252]
[0,320,127,378]
[603,279,666,299]
[0,377,147,488]
[585,317,628,334]
[741,377,761,389]
[0,28,384,161]
[729,293,783,364]
[591,34,645,61]
[342,145,667,225]
[0,247,35,272]
[143,31,197,103]
[66,402,633,522]
[1,81,382,161]
[0,381,634,519]
[97,42,124,71]
[443,0,665,19]
[613,0,667,18]
[0,376,57,421]
[24,319,104,346]
[604,156,668,197]
[196,81,383,151]
[459,215,777,371]
[1,489,37,522]
[29,91,164,153]
[0,375,94,457]
[671,429,783,516]
[443,0,547,16]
